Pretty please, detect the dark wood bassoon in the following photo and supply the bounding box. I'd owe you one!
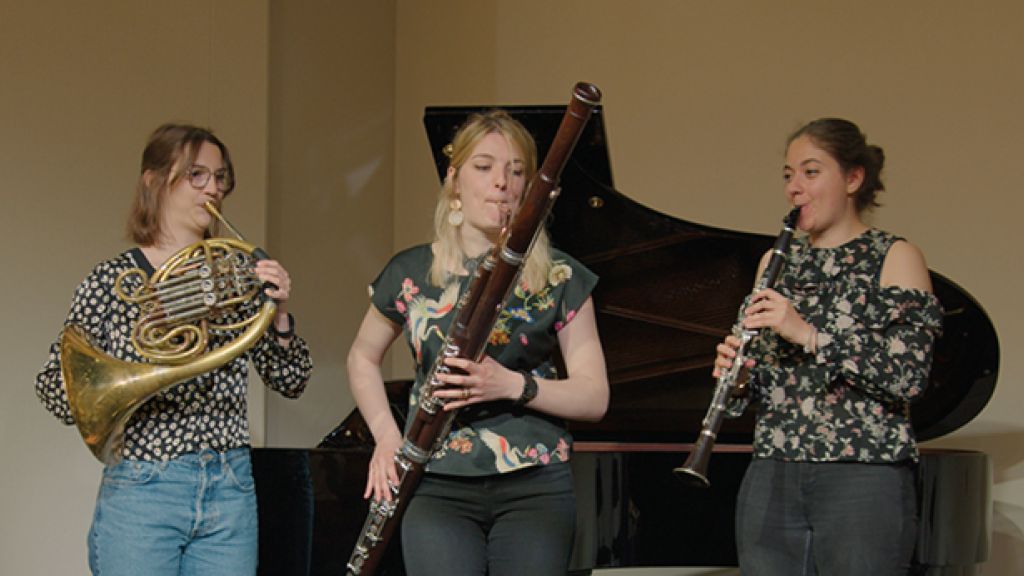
[345,82,602,576]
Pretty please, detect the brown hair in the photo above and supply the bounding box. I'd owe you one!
[126,123,234,245]
[788,118,885,213]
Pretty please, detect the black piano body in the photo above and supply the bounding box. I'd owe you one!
[253,105,999,575]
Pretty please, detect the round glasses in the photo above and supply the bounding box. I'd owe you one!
[186,165,234,193]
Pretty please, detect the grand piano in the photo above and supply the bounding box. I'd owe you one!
[253,105,1000,575]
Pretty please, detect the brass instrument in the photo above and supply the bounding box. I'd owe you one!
[61,202,276,464]
[673,207,800,487]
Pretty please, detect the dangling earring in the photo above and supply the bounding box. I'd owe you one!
[448,198,464,226]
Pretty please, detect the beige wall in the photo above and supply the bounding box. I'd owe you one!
[1,0,1021,574]
[264,1,396,447]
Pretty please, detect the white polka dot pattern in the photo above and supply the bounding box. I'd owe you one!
[35,249,313,461]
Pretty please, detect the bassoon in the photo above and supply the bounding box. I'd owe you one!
[673,206,801,488]
[346,82,602,576]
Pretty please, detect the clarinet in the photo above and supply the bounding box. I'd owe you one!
[345,82,602,576]
[673,206,801,488]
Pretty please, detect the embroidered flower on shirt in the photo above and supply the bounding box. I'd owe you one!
[400,278,420,302]
[549,263,573,286]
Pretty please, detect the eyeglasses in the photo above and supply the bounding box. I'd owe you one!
[186,165,234,193]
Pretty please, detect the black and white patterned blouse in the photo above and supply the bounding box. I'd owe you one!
[36,248,313,462]
[729,229,943,464]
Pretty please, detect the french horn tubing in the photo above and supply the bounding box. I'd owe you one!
[61,203,276,464]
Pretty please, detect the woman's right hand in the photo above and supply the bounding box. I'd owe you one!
[365,432,404,503]
[712,334,753,378]
[349,305,406,503]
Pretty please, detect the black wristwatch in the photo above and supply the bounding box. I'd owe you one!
[515,370,539,407]
[271,312,295,339]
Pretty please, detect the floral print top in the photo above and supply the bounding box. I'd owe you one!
[728,229,943,464]
[369,244,598,476]
[36,248,313,462]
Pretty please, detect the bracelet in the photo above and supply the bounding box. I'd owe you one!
[803,325,817,354]
[271,312,295,339]
[514,370,539,407]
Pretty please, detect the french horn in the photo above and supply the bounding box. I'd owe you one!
[61,203,276,464]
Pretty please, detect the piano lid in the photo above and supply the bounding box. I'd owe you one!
[423,105,1000,443]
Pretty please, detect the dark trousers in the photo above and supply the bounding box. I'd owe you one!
[736,458,917,576]
[401,463,576,576]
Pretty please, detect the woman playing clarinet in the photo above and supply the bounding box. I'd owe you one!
[346,109,609,576]
[715,118,943,575]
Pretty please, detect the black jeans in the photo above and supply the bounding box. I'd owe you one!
[401,463,576,576]
[736,458,917,576]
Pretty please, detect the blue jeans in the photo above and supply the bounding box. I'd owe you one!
[736,458,917,576]
[88,447,258,576]
[402,463,577,576]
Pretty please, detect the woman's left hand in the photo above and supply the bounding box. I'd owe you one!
[435,356,521,410]
[742,288,812,346]
[254,259,292,303]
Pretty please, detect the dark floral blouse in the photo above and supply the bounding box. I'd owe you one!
[728,229,943,464]
[36,248,313,462]
[370,244,597,476]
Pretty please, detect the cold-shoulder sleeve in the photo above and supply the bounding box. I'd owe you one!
[814,286,943,401]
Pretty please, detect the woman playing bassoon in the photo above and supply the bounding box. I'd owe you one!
[346,108,609,576]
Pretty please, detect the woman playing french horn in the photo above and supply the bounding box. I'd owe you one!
[35,123,313,576]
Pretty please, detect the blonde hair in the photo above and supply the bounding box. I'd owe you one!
[429,110,553,292]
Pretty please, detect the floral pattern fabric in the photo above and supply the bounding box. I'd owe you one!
[729,229,943,464]
[369,244,597,476]
[36,248,313,461]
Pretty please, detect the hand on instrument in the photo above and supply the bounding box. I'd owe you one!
[364,432,402,503]
[436,356,521,411]
[741,288,812,346]
[712,335,754,378]
[254,259,292,303]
